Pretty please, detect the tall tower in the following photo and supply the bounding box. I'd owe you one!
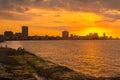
[103,33,106,37]
[62,31,69,39]
[22,26,28,39]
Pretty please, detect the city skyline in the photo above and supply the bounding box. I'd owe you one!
[0,0,120,37]
[0,26,119,41]
[0,26,120,38]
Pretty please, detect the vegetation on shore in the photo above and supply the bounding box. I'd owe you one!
[0,47,120,80]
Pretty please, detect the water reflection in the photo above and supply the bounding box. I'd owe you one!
[1,40,120,77]
[1,41,23,49]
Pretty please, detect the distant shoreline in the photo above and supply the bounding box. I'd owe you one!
[2,39,120,42]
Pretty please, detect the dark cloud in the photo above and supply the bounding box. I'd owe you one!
[0,11,31,20]
[15,7,29,13]
[0,0,30,12]
[0,0,120,20]
[0,0,31,20]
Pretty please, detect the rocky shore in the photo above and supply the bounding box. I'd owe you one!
[0,47,120,80]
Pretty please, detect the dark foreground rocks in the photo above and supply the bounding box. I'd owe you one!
[0,47,120,80]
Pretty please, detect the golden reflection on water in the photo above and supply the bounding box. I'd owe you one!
[80,41,104,77]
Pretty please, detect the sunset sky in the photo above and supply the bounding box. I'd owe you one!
[0,0,120,37]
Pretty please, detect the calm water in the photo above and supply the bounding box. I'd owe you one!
[1,40,120,77]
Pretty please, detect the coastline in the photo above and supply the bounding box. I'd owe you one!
[0,47,120,80]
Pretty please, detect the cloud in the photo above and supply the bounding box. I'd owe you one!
[0,0,30,12]
[0,0,120,20]
[0,11,31,20]
[54,14,61,17]
[32,26,70,31]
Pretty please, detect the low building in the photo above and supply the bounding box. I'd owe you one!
[0,35,4,42]
[14,33,23,40]
[4,31,14,40]
[88,32,99,40]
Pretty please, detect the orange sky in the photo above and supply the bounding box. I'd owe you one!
[0,0,120,38]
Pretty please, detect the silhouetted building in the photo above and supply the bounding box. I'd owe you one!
[22,26,28,39]
[109,36,113,39]
[79,36,88,40]
[101,33,108,40]
[70,34,74,39]
[0,35,4,42]
[4,31,14,40]
[116,37,119,40]
[55,36,61,40]
[31,35,41,40]
[88,32,99,39]
[103,33,106,37]
[62,31,69,39]
[14,33,23,40]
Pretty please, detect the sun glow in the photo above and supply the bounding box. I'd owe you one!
[81,27,109,36]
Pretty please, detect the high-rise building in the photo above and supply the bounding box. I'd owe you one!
[103,33,106,37]
[102,33,108,40]
[62,31,69,39]
[22,26,28,39]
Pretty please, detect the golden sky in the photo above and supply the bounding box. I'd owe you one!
[0,0,120,37]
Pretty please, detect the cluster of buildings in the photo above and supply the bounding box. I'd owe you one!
[62,31,119,40]
[0,26,61,41]
[0,26,119,41]
[0,26,28,41]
